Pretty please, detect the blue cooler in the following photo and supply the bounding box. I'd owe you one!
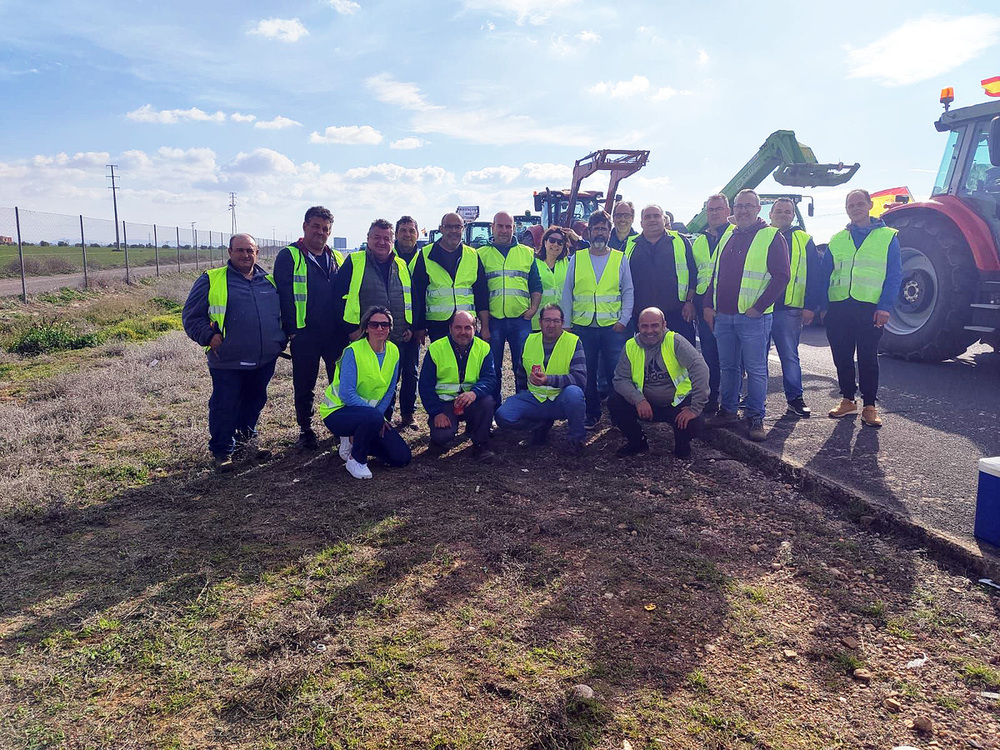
[974,457,1000,546]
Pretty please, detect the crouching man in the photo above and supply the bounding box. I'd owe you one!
[608,306,709,459]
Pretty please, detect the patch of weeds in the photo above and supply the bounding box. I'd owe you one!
[961,661,1000,690]
[690,557,730,587]
[936,694,962,712]
[832,651,864,674]
[6,320,100,355]
[740,585,767,603]
[686,702,756,742]
[686,670,709,694]
[151,296,182,313]
[35,287,95,305]
[893,680,922,700]
[98,463,150,485]
[860,600,887,620]
[886,617,914,640]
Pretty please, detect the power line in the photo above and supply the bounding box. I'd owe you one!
[106,165,121,253]
[228,192,238,234]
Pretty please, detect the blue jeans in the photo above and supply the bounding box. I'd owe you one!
[697,315,720,408]
[573,325,627,421]
[489,315,532,402]
[495,386,586,441]
[770,308,804,401]
[208,360,277,457]
[322,406,412,466]
[714,313,771,419]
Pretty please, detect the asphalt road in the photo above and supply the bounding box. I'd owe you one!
[748,324,1000,556]
[0,261,212,297]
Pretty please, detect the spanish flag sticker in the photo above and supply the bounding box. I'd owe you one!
[982,76,1000,98]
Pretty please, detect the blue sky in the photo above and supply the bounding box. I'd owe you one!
[2,0,999,247]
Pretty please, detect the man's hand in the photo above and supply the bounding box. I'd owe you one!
[454,391,477,410]
[402,329,413,343]
[681,301,696,323]
[874,309,890,328]
[636,399,653,421]
[528,370,548,387]
[675,406,697,429]
[348,327,363,342]
[801,309,815,327]
[433,412,452,429]
[612,321,625,333]
[745,307,762,319]
[480,324,491,342]
[415,329,426,346]
[208,333,223,355]
[703,307,716,332]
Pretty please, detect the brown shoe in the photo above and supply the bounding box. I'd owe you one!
[828,399,858,418]
[861,405,882,427]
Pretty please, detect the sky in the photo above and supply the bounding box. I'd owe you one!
[2,0,999,248]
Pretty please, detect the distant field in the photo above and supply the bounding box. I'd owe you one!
[0,243,230,278]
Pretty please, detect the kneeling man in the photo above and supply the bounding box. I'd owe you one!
[609,306,709,459]
[418,310,498,461]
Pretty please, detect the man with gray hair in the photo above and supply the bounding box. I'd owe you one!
[183,233,286,472]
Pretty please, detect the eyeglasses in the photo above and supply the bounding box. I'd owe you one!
[231,247,256,254]
[367,320,391,329]
[546,237,565,245]
[540,317,562,324]
[733,204,759,211]
[442,223,463,230]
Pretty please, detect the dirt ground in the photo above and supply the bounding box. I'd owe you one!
[1,279,999,749]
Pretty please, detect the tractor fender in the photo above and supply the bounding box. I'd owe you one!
[882,196,999,271]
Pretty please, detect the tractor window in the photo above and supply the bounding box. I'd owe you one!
[960,124,996,196]
[932,130,961,196]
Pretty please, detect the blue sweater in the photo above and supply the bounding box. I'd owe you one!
[820,218,903,312]
[336,346,398,413]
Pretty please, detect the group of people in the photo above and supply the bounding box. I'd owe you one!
[182,188,900,478]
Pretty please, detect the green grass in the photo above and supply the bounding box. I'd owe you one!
[832,651,865,674]
[961,662,1000,690]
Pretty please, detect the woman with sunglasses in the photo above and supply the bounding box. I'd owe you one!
[531,227,571,331]
[318,305,411,479]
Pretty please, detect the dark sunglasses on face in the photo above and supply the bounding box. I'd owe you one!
[547,236,565,245]
[367,320,391,329]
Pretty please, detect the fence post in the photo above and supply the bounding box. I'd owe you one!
[208,231,213,266]
[194,228,199,270]
[153,224,159,277]
[176,227,181,271]
[15,206,26,302]
[123,220,131,284]
[80,215,88,289]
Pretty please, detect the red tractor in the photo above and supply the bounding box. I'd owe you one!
[879,87,1000,360]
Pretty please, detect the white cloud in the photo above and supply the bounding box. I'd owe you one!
[254,116,302,130]
[366,73,438,111]
[247,18,309,43]
[326,0,361,14]
[463,166,522,184]
[588,75,691,101]
[390,137,425,150]
[309,125,384,145]
[578,30,600,43]
[227,148,297,175]
[412,107,590,146]
[231,112,257,123]
[697,49,709,64]
[521,162,571,182]
[31,151,110,168]
[126,104,226,124]
[343,164,448,183]
[845,13,1000,87]
[461,0,579,25]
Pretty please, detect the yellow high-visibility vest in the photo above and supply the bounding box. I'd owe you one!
[342,252,413,325]
[711,226,780,314]
[571,249,624,327]
[318,338,399,419]
[624,333,692,406]
[522,331,579,402]
[827,227,895,304]
[427,336,490,400]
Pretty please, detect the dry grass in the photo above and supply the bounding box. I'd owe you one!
[1,277,999,749]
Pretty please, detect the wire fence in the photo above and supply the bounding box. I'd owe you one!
[0,206,292,300]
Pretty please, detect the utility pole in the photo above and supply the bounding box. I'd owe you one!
[229,192,238,234]
[191,221,198,270]
[107,165,121,253]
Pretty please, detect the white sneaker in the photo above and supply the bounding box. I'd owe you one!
[345,458,372,479]
[338,436,352,463]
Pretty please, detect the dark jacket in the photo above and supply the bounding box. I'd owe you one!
[418,338,497,418]
[273,242,342,338]
[182,263,286,370]
[409,241,490,329]
[628,232,698,322]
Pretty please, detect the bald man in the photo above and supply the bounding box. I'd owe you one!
[182,233,286,472]
[479,210,542,402]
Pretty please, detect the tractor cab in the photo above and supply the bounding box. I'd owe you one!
[757,194,814,231]
[534,189,605,229]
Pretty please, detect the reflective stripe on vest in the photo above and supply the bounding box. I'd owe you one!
[712,226,779,314]
[318,338,399,419]
[427,336,490,400]
[783,229,811,308]
[287,245,344,329]
[624,333,692,407]
[623,235,638,259]
[692,226,733,296]
[423,244,478,321]
[827,227,895,304]
[479,243,535,319]
[532,257,569,331]
[204,266,275,351]
[343,252,413,325]
[522,331,580,402]
[667,231,690,302]
[571,249,624,327]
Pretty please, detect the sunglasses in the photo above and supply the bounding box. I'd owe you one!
[367,320,391,329]
[546,236,565,245]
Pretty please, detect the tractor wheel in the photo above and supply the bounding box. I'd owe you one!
[880,212,978,361]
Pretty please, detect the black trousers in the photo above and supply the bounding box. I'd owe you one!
[428,395,496,448]
[825,299,883,405]
[290,329,346,433]
[397,336,421,418]
[607,391,702,454]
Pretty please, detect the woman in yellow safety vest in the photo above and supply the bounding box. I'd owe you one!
[318,306,412,479]
[531,227,571,331]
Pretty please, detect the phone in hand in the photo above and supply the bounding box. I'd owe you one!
[531,364,543,378]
